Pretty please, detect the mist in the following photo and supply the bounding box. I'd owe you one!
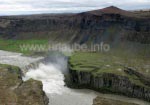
[23,51,69,94]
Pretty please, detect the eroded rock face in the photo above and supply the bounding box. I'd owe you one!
[93,96,138,105]
[69,69,150,102]
[15,79,49,105]
[0,64,49,105]
[0,7,149,44]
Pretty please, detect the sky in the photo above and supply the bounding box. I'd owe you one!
[0,0,150,15]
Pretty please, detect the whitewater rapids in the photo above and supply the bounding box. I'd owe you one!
[0,50,43,68]
[23,62,101,105]
[23,63,150,105]
[0,50,149,105]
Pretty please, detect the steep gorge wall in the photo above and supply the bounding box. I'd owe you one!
[69,68,150,102]
[0,13,149,44]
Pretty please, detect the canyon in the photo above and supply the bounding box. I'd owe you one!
[0,6,149,44]
[0,6,150,105]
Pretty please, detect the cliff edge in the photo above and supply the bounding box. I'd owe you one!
[0,64,49,105]
[68,52,150,102]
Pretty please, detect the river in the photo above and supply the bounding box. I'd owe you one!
[0,50,149,105]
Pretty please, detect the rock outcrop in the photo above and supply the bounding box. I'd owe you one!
[0,6,149,44]
[124,66,150,87]
[93,96,138,105]
[0,64,49,105]
[15,79,49,105]
[69,67,150,102]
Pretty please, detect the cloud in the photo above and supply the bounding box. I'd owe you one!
[0,0,149,15]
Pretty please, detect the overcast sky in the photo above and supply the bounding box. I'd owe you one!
[0,0,150,15]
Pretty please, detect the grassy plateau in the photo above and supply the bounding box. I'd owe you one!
[0,39,49,55]
[69,51,150,87]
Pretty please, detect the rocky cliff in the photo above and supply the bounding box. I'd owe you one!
[0,6,149,44]
[68,52,150,102]
[0,64,49,105]
[69,68,150,102]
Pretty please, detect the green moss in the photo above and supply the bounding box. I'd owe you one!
[69,52,150,88]
[0,64,22,88]
[0,64,21,73]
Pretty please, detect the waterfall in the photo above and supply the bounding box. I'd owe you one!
[23,63,69,94]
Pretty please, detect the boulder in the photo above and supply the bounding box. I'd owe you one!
[93,96,138,105]
[0,64,49,105]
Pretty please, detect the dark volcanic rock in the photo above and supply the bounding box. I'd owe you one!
[0,6,149,44]
[124,67,150,87]
[0,64,49,105]
[93,96,138,105]
[69,68,150,102]
[88,6,133,16]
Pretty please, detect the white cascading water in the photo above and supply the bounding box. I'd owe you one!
[23,63,100,105]
[23,53,98,105]
[23,63,69,94]
[0,50,149,105]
